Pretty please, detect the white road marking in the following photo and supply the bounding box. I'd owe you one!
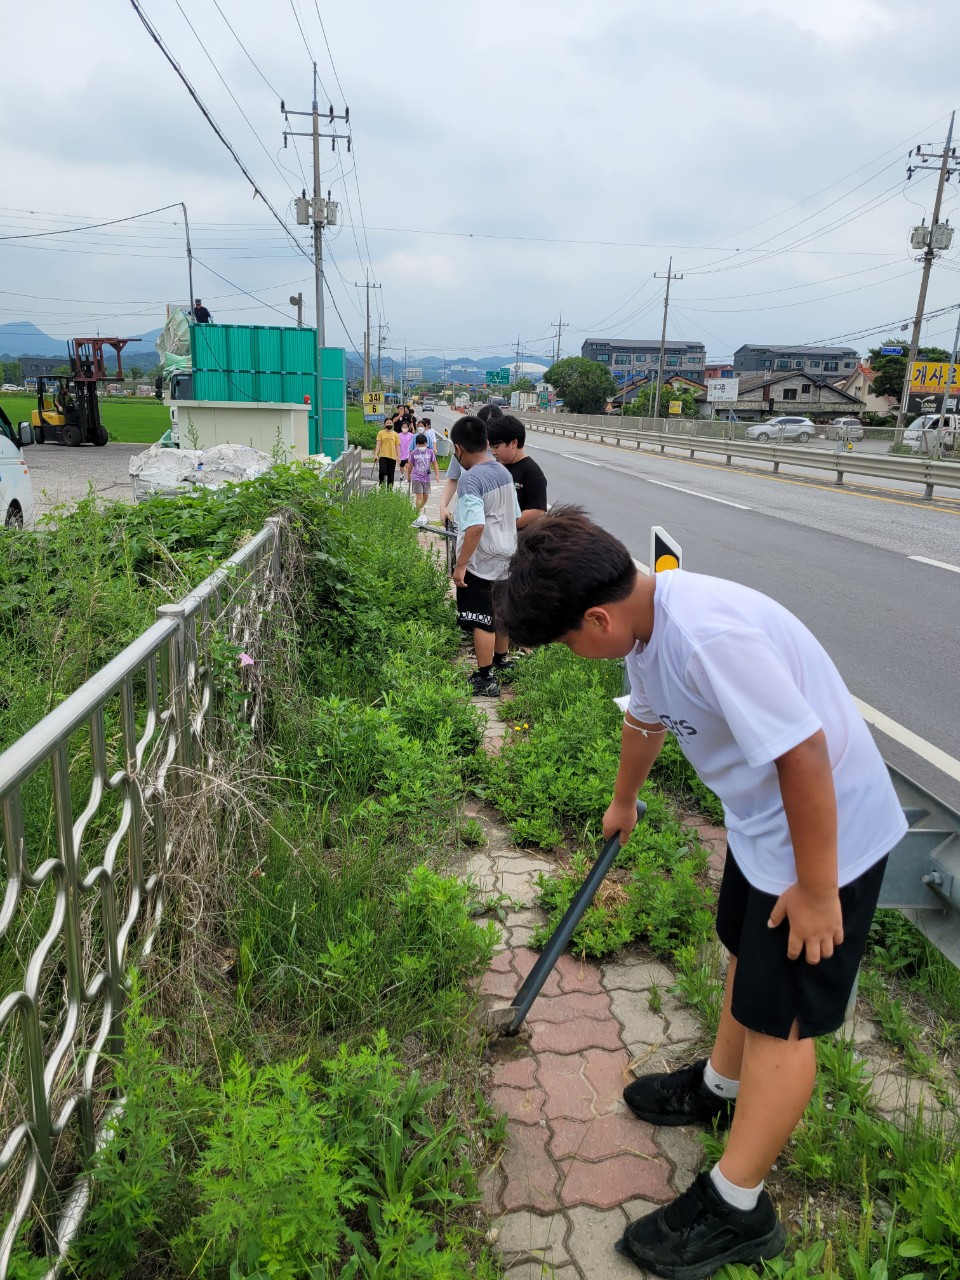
[559,452,751,509]
[908,555,960,575]
[852,697,960,785]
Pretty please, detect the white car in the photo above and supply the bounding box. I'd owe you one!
[422,401,436,412]
[0,409,35,527]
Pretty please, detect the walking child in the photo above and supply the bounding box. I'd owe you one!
[373,417,399,487]
[408,432,440,526]
[449,416,520,697]
[492,507,906,1280]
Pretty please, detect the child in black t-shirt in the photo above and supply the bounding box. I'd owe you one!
[486,416,547,527]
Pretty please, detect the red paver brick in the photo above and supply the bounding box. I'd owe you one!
[491,1085,547,1125]
[548,1109,660,1162]
[510,947,563,997]
[525,990,612,1024]
[530,1016,623,1054]
[536,1051,593,1121]
[493,1055,539,1090]
[558,1152,673,1210]
[488,949,516,974]
[499,1121,561,1213]
[580,1047,631,1114]
[554,952,604,994]
[479,969,521,1000]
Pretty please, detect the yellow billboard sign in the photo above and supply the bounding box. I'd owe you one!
[668,400,682,415]
[362,391,384,408]
[909,362,960,394]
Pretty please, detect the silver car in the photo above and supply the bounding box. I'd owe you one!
[745,416,814,443]
[824,417,864,441]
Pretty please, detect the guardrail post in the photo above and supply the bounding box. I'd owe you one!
[835,469,844,486]
[773,459,780,474]
[924,481,935,500]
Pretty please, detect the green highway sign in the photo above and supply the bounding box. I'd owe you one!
[485,369,510,385]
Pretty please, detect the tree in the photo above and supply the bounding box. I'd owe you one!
[623,384,700,418]
[129,365,144,381]
[1,360,22,384]
[868,341,951,401]
[508,376,535,393]
[543,357,616,413]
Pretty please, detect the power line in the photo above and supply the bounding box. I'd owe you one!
[208,0,282,97]
[127,0,311,264]
[191,256,301,320]
[0,201,187,242]
[171,0,297,194]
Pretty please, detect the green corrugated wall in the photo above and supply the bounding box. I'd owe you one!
[190,324,347,457]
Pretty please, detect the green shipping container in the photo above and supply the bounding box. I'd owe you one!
[190,324,347,457]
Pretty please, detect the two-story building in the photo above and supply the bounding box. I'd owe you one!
[733,344,859,378]
[582,338,706,384]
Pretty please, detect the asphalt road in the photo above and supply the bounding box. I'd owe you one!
[433,404,960,811]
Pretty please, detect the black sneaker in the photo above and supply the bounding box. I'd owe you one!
[616,1172,786,1280]
[493,654,517,670]
[623,1059,735,1129]
[469,672,501,698]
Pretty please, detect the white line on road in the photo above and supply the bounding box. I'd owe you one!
[853,697,960,785]
[559,452,751,509]
[908,555,960,575]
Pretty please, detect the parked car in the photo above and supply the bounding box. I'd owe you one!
[745,416,815,443]
[903,414,957,450]
[824,417,864,441]
[0,406,35,527]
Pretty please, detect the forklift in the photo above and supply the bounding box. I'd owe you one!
[29,337,138,446]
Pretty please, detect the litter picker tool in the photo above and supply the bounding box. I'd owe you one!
[488,800,647,1036]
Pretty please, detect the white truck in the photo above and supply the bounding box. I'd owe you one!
[904,414,957,453]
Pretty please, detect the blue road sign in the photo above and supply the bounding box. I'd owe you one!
[880,346,904,355]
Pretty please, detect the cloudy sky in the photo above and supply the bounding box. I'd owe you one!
[3,0,960,365]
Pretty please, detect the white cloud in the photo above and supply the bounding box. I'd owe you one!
[1,0,958,360]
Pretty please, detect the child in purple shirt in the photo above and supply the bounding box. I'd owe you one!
[408,433,440,526]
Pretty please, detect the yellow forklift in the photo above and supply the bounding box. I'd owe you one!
[29,337,138,446]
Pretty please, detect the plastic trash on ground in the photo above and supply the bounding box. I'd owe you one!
[129,443,274,501]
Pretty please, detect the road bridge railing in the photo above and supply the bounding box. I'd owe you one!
[518,414,960,500]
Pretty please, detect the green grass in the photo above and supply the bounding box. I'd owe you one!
[2,391,170,443]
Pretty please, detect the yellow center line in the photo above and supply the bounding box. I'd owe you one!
[538,432,960,517]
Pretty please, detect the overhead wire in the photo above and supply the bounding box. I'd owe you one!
[127,0,311,264]
[170,0,297,195]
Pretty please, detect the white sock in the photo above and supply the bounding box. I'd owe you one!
[703,1059,740,1100]
[710,1163,763,1212]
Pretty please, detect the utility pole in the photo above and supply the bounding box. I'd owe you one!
[180,202,194,317]
[282,69,350,446]
[289,292,304,327]
[551,313,567,366]
[355,275,382,395]
[652,258,682,421]
[896,112,957,432]
[377,321,388,387]
[514,335,522,383]
[400,345,408,401]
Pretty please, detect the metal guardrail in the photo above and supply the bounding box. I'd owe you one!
[0,518,284,1277]
[327,445,363,497]
[520,415,960,500]
[879,765,960,969]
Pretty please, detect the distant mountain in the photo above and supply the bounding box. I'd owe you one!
[0,322,165,366]
[1,321,549,381]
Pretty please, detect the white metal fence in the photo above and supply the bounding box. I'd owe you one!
[0,449,362,1276]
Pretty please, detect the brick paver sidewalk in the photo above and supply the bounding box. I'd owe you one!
[465,805,713,1279]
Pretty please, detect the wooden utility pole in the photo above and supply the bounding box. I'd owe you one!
[896,112,957,432]
[652,259,682,420]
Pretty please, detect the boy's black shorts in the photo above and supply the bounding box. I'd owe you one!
[456,570,495,633]
[716,849,888,1040]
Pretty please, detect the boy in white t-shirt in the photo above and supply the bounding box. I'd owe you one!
[492,506,906,1280]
